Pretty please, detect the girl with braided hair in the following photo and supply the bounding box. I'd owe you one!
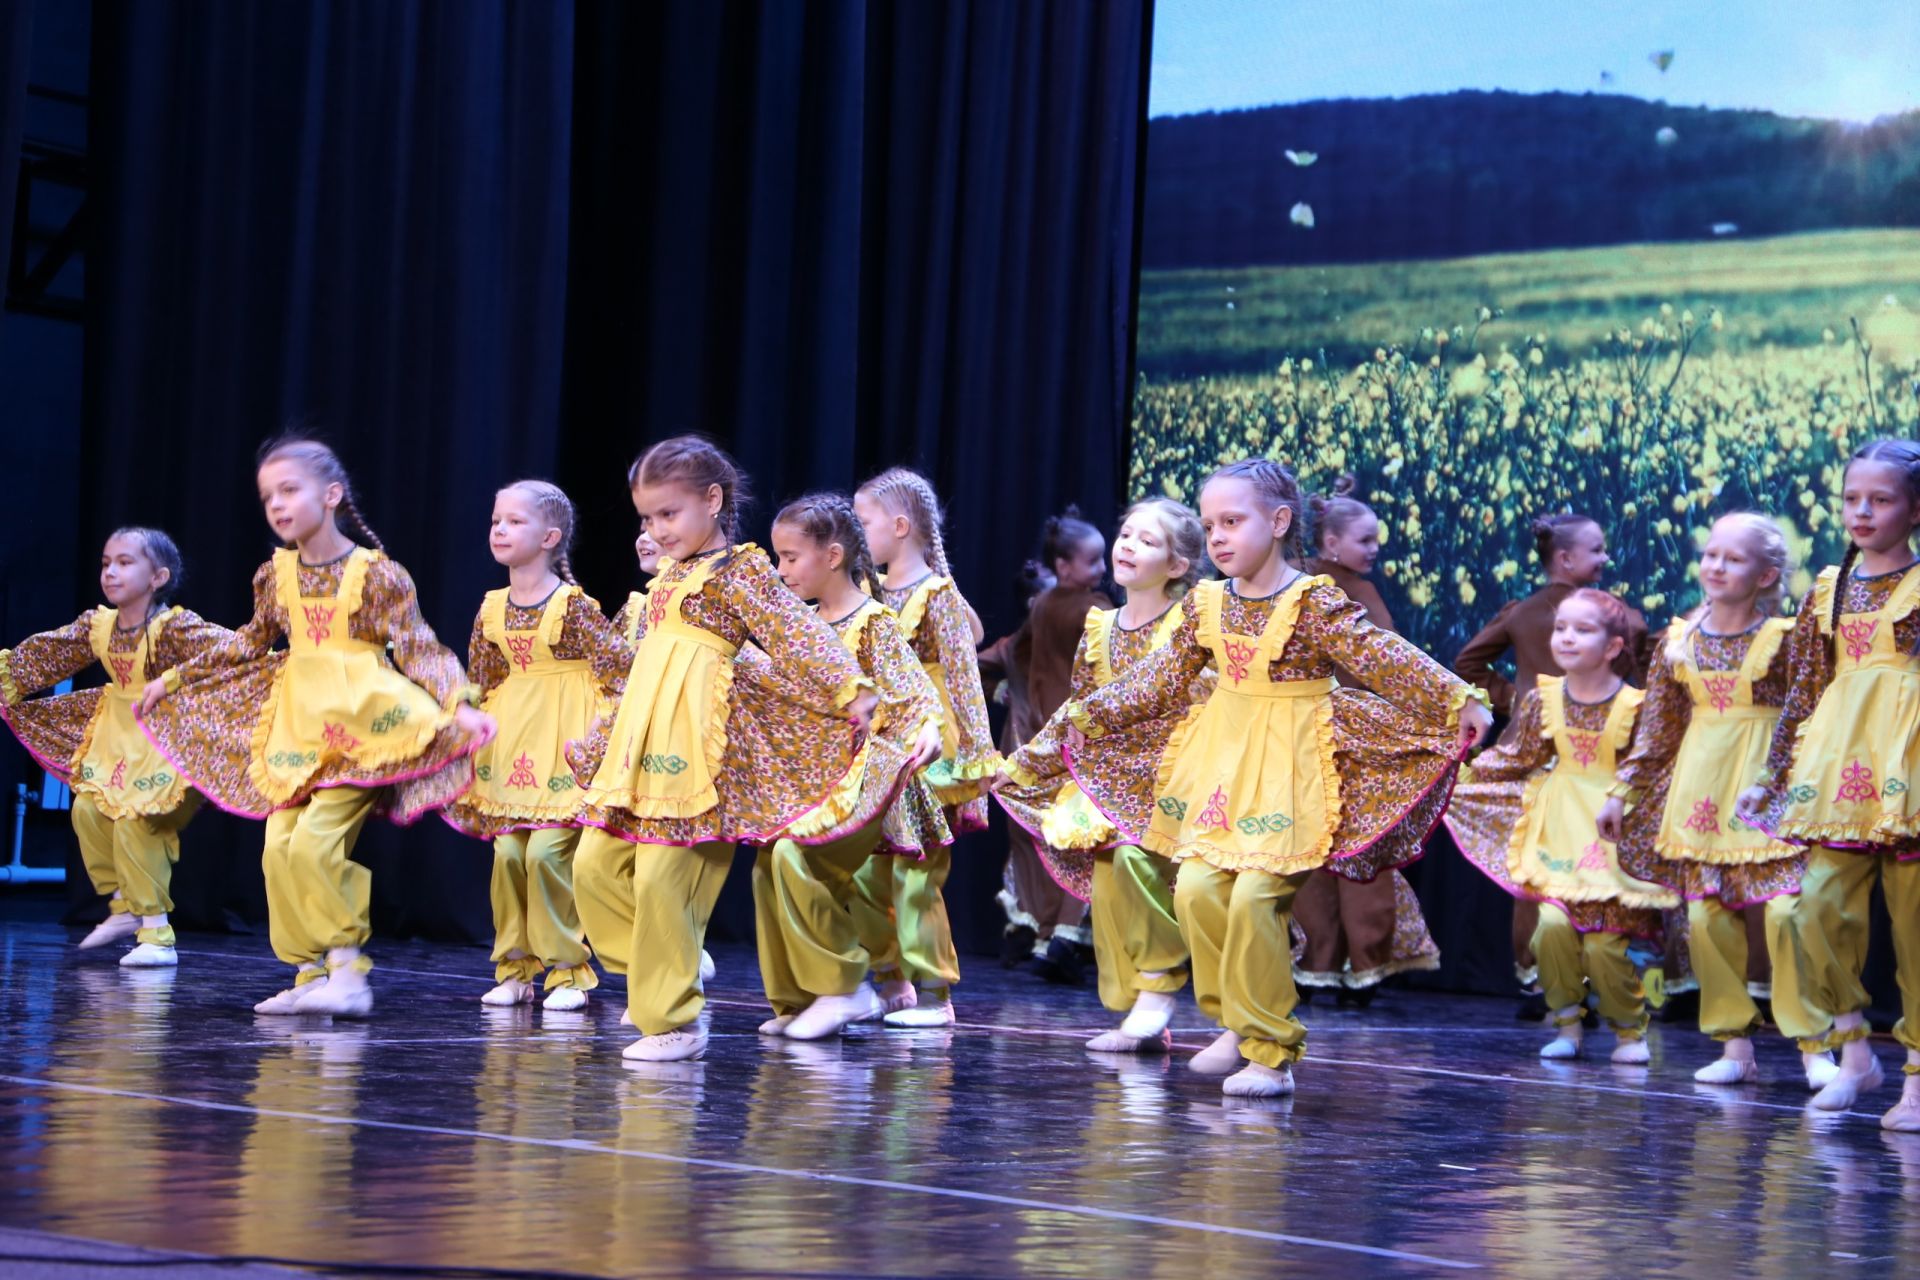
[610,529,663,648]
[1,527,231,968]
[756,493,947,1041]
[851,466,1002,1027]
[444,481,632,1011]
[137,436,496,1017]
[1061,459,1491,1096]
[1738,438,1920,1130]
[570,436,878,1062]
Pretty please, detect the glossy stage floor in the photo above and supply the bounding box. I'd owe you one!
[0,904,1915,1279]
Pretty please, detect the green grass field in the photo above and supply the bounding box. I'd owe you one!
[1138,228,1920,377]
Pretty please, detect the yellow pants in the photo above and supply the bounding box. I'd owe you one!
[261,786,377,970]
[490,827,595,990]
[852,843,960,992]
[1532,904,1645,1037]
[1175,860,1309,1069]
[71,792,200,946]
[573,828,637,975]
[1091,845,1188,1014]
[1771,846,1920,1053]
[1688,894,1821,1041]
[753,822,885,1017]
[626,840,736,1035]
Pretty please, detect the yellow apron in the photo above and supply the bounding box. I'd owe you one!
[468,585,600,825]
[251,548,449,804]
[587,553,736,819]
[1777,563,1920,844]
[1656,617,1794,862]
[1508,677,1674,907]
[75,607,188,819]
[619,589,646,647]
[1043,605,1181,850]
[1147,577,1338,875]
[892,574,979,804]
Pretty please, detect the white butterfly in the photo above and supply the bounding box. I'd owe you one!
[1290,203,1315,229]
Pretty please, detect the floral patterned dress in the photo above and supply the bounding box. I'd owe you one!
[2,606,231,817]
[140,548,479,824]
[1066,576,1480,883]
[573,545,872,846]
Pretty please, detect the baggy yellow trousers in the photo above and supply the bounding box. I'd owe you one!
[1532,903,1646,1038]
[753,821,885,1017]
[71,792,201,946]
[261,786,377,970]
[1770,846,1920,1054]
[490,826,595,990]
[1090,845,1188,1014]
[852,843,960,993]
[1174,860,1310,1069]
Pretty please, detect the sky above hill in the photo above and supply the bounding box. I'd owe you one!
[1149,0,1920,124]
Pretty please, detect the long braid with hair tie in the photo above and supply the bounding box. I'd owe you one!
[1832,541,1860,633]
[338,491,387,554]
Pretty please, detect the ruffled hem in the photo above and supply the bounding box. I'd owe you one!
[1296,952,1442,990]
[1654,836,1802,866]
[1153,833,1332,877]
[243,665,456,809]
[1777,815,1920,846]
[878,776,955,858]
[0,692,94,785]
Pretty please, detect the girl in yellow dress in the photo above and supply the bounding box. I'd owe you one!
[609,529,661,648]
[445,481,631,1011]
[1449,590,1678,1063]
[136,438,496,1016]
[851,467,1002,1028]
[2,528,230,967]
[1597,514,1833,1087]
[995,497,1204,1053]
[757,494,947,1041]
[1064,461,1492,1096]
[1738,438,1920,1130]
[570,436,878,1063]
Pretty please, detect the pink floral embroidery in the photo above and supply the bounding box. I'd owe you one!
[505,634,537,673]
[505,751,539,789]
[1682,796,1721,834]
[302,603,337,647]
[109,656,136,687]
[1222,637,1257,684]
[1838,617,1878,661]
[1835,759,1879,805]
[1196,785,1231,832]
[322,722,361,754]
[1700,674,1737,714]
[1565,730,1600,768]
[108,760,126,790]
[1576,840,1610,871]
[646,586,678,634]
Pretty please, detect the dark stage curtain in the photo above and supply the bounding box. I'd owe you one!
[65,0,1150,960]
[0,0,30,286]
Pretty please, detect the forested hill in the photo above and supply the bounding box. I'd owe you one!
[1143,91,1920,268]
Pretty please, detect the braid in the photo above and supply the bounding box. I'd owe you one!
[774,492,880,595]
[257,435,386,553]
[336,490,386,554]
[501,479,578,583]
[631,436,750,548]
[859,467,951,576]
[1832,541,1860,634]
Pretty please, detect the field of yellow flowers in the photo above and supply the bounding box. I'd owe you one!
[1131,230,1920,659]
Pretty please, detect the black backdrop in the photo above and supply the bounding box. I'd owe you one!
[35,0,1146,956]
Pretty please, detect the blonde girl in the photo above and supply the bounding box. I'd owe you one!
[445,481,630,1011]
[997,497,1206,1052]
[850,467,1001,1028]
[1739,438,1920,1130]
